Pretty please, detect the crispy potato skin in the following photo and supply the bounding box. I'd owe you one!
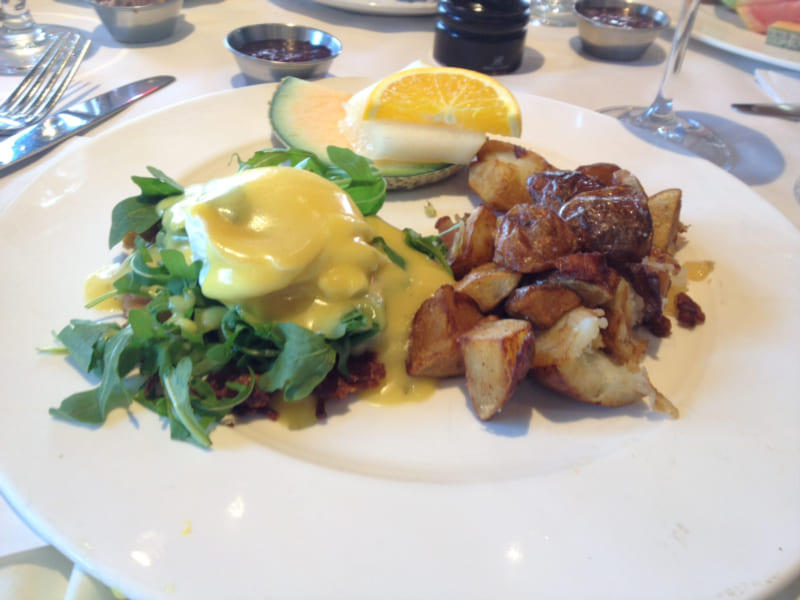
[493,204,578,274]
[527,170,605,213]
[406,285,484,378]
[459,317,535,421]
[504,283,582,330]
[558,186,653,263]
[574,162,622,185]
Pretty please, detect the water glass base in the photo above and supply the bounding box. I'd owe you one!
[0,24,68,75]
[529,0,576,26]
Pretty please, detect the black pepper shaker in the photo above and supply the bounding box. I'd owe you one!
[433,0,530,75]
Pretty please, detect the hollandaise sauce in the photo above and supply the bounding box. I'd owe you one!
[85,166,453,429]
[360,216,451,405]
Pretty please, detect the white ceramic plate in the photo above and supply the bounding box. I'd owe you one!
[693,3,800,72]
[312,0,437,15]
[1,81,799,600]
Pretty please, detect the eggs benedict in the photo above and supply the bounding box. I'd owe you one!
[155,165,452,409]
[59,154,452,447]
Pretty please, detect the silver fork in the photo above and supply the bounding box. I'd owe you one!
[0,31,91,135]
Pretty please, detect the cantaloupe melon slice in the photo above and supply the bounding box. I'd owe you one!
[268,77,465,191]
[736,0,800,33]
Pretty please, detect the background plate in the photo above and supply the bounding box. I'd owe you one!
[693,4,800,72]
[0,80,799,600]
[312,0,437,15]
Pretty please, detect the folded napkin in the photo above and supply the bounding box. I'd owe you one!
[755,68,800,102]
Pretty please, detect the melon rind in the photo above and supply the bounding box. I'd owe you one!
[268,77,463,191]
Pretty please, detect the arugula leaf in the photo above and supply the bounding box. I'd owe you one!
[49,386,131,425]
[56,320,121,374]
[403,228,454,277]
[143,166,183,192]
[328,307,381,374]
[371,236,406,269]
[257,322,336,401]
[326,146,386,216]
[95,326,136,417]
[108,198,160,249]
[237,147,326,172]
[108,168,184,248]
[161,357,212,448]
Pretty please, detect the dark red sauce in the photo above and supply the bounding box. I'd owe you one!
[581,7,656,28]
[239,39,333,62]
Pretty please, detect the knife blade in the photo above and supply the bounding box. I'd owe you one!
[0,75,175,172]
[731,102,800,120]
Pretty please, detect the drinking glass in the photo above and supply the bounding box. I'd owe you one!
[598,0,732,169]
[1,0,67,75]
[529,0,576,26]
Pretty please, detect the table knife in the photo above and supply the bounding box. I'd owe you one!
[0,75,175,172]
[731,102,800,120]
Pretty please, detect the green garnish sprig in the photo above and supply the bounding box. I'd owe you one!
[237,146,386,216]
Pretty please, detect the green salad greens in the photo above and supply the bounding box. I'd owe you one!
[46,146,400,448]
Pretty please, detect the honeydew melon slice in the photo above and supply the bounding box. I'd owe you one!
[268,76,478,191]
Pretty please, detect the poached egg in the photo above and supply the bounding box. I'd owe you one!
[161,166,384,336]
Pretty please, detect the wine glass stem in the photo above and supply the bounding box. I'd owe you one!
[644,0,702,122]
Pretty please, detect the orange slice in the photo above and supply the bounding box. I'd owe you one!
[363,67,522,137]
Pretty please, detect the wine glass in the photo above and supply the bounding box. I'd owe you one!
[0,0,70,75]
[598,0,732,169]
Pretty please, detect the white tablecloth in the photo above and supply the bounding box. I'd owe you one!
[1,0,799,597]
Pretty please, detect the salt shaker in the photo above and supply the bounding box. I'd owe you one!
[433,0,530,75]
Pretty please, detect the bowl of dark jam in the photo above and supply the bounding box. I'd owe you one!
[574,0,670,61]
[225,24,342,83]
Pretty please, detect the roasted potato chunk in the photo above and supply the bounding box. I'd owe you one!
[600,277,648,366]
[447,204,498,279]
[648,188,683,256]
[558,186,653,263]
[468,139,556,212]
[459,317,535,421]
[527,170,605,213]
[406,285,484,378]
[546,253,620,307]
[454,263,522,313]
[531,307,677,417]
[493,204,578,274]
[504,283,582,330]
[574,162,622,185]
[610,168,645,193]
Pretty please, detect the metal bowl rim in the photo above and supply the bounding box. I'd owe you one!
[573,0,670,30]
[224,23,342,66]
[88,0,182,13]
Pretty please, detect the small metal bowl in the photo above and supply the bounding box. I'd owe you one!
[224,24,342,83]
[574,0,670,61]
[89,0,183,44]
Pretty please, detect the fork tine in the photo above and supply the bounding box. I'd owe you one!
[27,34,91,122]
[0,32,71,116]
